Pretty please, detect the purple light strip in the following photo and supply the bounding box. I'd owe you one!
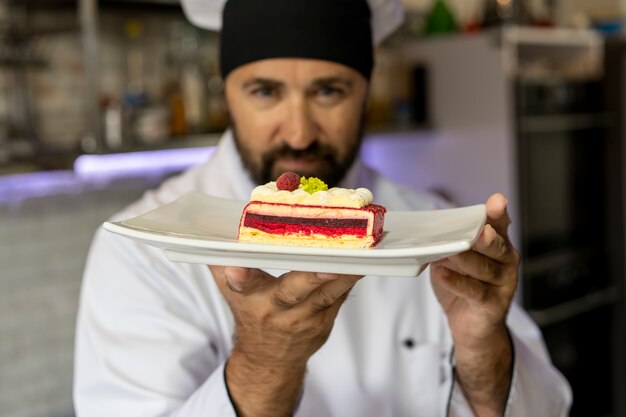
[74,147,216,178]
[0,146,216,205]
[0,170,79,205]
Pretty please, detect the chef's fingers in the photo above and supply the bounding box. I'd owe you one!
[304,274,363,312]
[209,265,269,294]
[436,251,503,286]
[432,228,518,288]
[224,267,270,293]
[432,266,492,305]
[271,272,357,310]
[472,224,516,264]
[485,193,511,240]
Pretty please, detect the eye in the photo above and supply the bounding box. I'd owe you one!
[315,86,345,105]
[251,86,279,99]
[318,86,342,97]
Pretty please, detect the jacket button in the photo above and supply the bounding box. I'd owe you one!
[403,338,415,349]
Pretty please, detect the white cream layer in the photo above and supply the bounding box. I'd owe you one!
[250,182,373,208]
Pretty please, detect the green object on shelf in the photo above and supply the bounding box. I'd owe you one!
[425,0,457,35]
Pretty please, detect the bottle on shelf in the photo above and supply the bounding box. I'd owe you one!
[174,22,209,135]
[0,119,9,164]
[205,63,228,132]
[200,31,228,133]
[162,48,187,138]
[120,19,148,147]
[457,0,484,32]
[366,48,395,127]
[117,19,169,147]
[165,80,187,137]
[524,0,554,27]
[425,0,457,35]
[483,0,515,27]
[181,62,207,134]
[101,96,123,150]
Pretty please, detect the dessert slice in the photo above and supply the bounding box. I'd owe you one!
[238,173,386,249]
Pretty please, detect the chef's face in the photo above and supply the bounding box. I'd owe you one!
[224,58,369,186]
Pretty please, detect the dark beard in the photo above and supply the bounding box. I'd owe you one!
[231,119,365,187]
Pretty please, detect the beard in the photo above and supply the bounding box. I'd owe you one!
[231,118,365,187]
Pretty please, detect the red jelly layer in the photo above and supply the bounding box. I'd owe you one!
[240,202,387,244]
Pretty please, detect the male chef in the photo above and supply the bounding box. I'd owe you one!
[74,0,572,416]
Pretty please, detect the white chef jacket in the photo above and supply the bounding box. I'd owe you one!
[74,131,572,417]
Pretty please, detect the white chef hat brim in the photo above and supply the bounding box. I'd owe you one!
[180,0,226,32]
[368,0,405,45]
[180,0,405,46]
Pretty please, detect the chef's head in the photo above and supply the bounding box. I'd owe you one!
[182,0,404,185]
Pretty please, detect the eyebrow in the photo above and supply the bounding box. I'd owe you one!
[241,76,353,90]
[242,78,285,90]
[311,76,353,89]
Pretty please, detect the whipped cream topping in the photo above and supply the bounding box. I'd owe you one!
[250,182,374,208]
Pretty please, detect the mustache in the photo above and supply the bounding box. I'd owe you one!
[259,141,340,183]
[264,141,335,160]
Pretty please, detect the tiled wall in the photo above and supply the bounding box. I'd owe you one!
[0,179,151,417]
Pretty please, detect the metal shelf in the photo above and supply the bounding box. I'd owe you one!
[522,247,599,277]
[501,25,604,81]
[102,0,180,5]
[0,24,80,38]
[519,112,609,133]
[18,0,77,7]
[529,286,623,327]
[21,0,180,6]
[0,57,47,67]
[502,26,603,49]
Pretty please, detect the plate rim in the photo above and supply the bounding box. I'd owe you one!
[102,201,486,260]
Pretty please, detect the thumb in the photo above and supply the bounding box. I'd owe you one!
[486,193,511,239]
[223,267,269,294]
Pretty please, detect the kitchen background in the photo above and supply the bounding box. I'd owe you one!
[0,0,625,416]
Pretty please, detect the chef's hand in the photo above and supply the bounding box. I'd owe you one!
[431,193,519,417]
[209,266,363,417]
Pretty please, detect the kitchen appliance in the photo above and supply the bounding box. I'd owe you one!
[516,73,626,417]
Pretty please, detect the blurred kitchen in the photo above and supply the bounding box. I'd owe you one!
[0,0,625,416]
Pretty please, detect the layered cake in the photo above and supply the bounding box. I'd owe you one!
[238,172,386,248]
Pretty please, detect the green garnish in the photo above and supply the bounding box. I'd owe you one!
[300,176,328,194]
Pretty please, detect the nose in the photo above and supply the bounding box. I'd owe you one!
[281,97,318,150]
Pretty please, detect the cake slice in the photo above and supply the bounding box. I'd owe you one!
[238,173,386,249]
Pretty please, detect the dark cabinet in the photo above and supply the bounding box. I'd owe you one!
[517,75,626,417]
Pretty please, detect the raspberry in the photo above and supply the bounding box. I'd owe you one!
[276,172,300,191]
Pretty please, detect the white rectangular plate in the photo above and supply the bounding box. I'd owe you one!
[103,192,486,277]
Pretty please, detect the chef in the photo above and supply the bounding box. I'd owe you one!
[73,0,572,416]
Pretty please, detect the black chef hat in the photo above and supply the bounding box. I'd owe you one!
[219,0,374,80]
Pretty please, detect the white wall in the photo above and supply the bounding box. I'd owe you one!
[362,33,521,247]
